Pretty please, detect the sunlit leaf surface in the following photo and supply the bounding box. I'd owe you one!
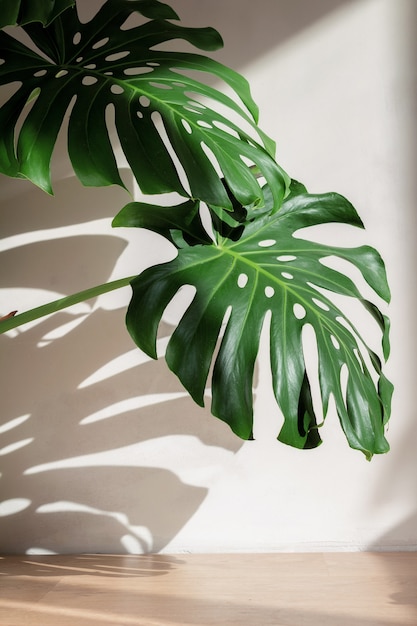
[125,183,392,458]
[0,2,392,459]
[0,0,288,209]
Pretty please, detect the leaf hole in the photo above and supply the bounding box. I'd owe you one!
[150,82,172,90]
[212,119,239,139]
[336,313,381,387]
[277,255,296,262]
[84,64,96,70]
[0,59,5,65]
[92,37,109,49]
[150,110,191,196]
[353,348,364,372]
[258,239,276,248]
[237,273,248,288]
[183,101,205,113]
[293,303,306,320]
[181,119,192,134]
[197,120,212,129]
[162,285,197,327]
[137,110,144,119]
[265,286,275,298]
[55,70,68,78]
[336,318,366,373]
[189,100,206,109]
[281,272,294,280]
[312,297,329,311]
[111,84,124,95]
[124,66,153,76]
[34,69,47,77]
[200,142,224,178]
[301,323,324,424]
[82,76,98,86]
[183,106,203,115]
[330,335,340,350]
[340,363,348,404]
[240,155,255,168]
[147,62,160,67]
[73,32,81,45]
[139,95,150,107]
[336,315,351,332]
[76,56,83,63]
[105,51,130,62]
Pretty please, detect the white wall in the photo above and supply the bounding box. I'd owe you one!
[0,0,416,554]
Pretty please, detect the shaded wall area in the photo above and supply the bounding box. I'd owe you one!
[1,0,416,554]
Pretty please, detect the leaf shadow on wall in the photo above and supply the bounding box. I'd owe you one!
[0,296,243,556]
[138,0,358,69]
[0,178,243,554]
[0,0,366,554]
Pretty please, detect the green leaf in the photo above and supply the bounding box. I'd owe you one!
[112,198,212,246]
[0,0,75,28]
[0,0,289,207]
[126,187,391,458]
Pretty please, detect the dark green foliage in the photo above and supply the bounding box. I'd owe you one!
[119,183,392,458]
[0,1,392,457]
[0,0,75,28]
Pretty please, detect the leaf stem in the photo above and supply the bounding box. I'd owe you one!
[0,275,136,334]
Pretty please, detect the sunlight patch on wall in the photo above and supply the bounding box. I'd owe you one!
[0,438,34,456]
[37,315,90,347]
[0,414,31,434]
[0,499,31,517]
[78,336,170,388]
[79,392,189,424]
[24,435,234,488]
[0,220,112,253]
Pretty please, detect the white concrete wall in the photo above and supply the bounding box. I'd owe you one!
[0,0,416,554]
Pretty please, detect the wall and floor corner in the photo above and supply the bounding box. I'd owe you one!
[0,0,416,555]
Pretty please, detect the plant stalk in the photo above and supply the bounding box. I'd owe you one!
[0,275,136,334]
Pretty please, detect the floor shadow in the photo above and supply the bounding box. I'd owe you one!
[0,555,414,626]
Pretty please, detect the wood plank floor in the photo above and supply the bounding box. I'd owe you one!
[0,552,416,625]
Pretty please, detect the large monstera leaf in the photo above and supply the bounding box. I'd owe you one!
[0,0,74,28]
[0,0,288,210]
[122,184,392,459]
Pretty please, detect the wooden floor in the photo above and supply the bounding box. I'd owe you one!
[0,552,416,625]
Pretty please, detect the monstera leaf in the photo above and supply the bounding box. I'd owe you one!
[0,0,74,28]
[0,0,288,210]
[0,0,392,459]
[121,183,392,459]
